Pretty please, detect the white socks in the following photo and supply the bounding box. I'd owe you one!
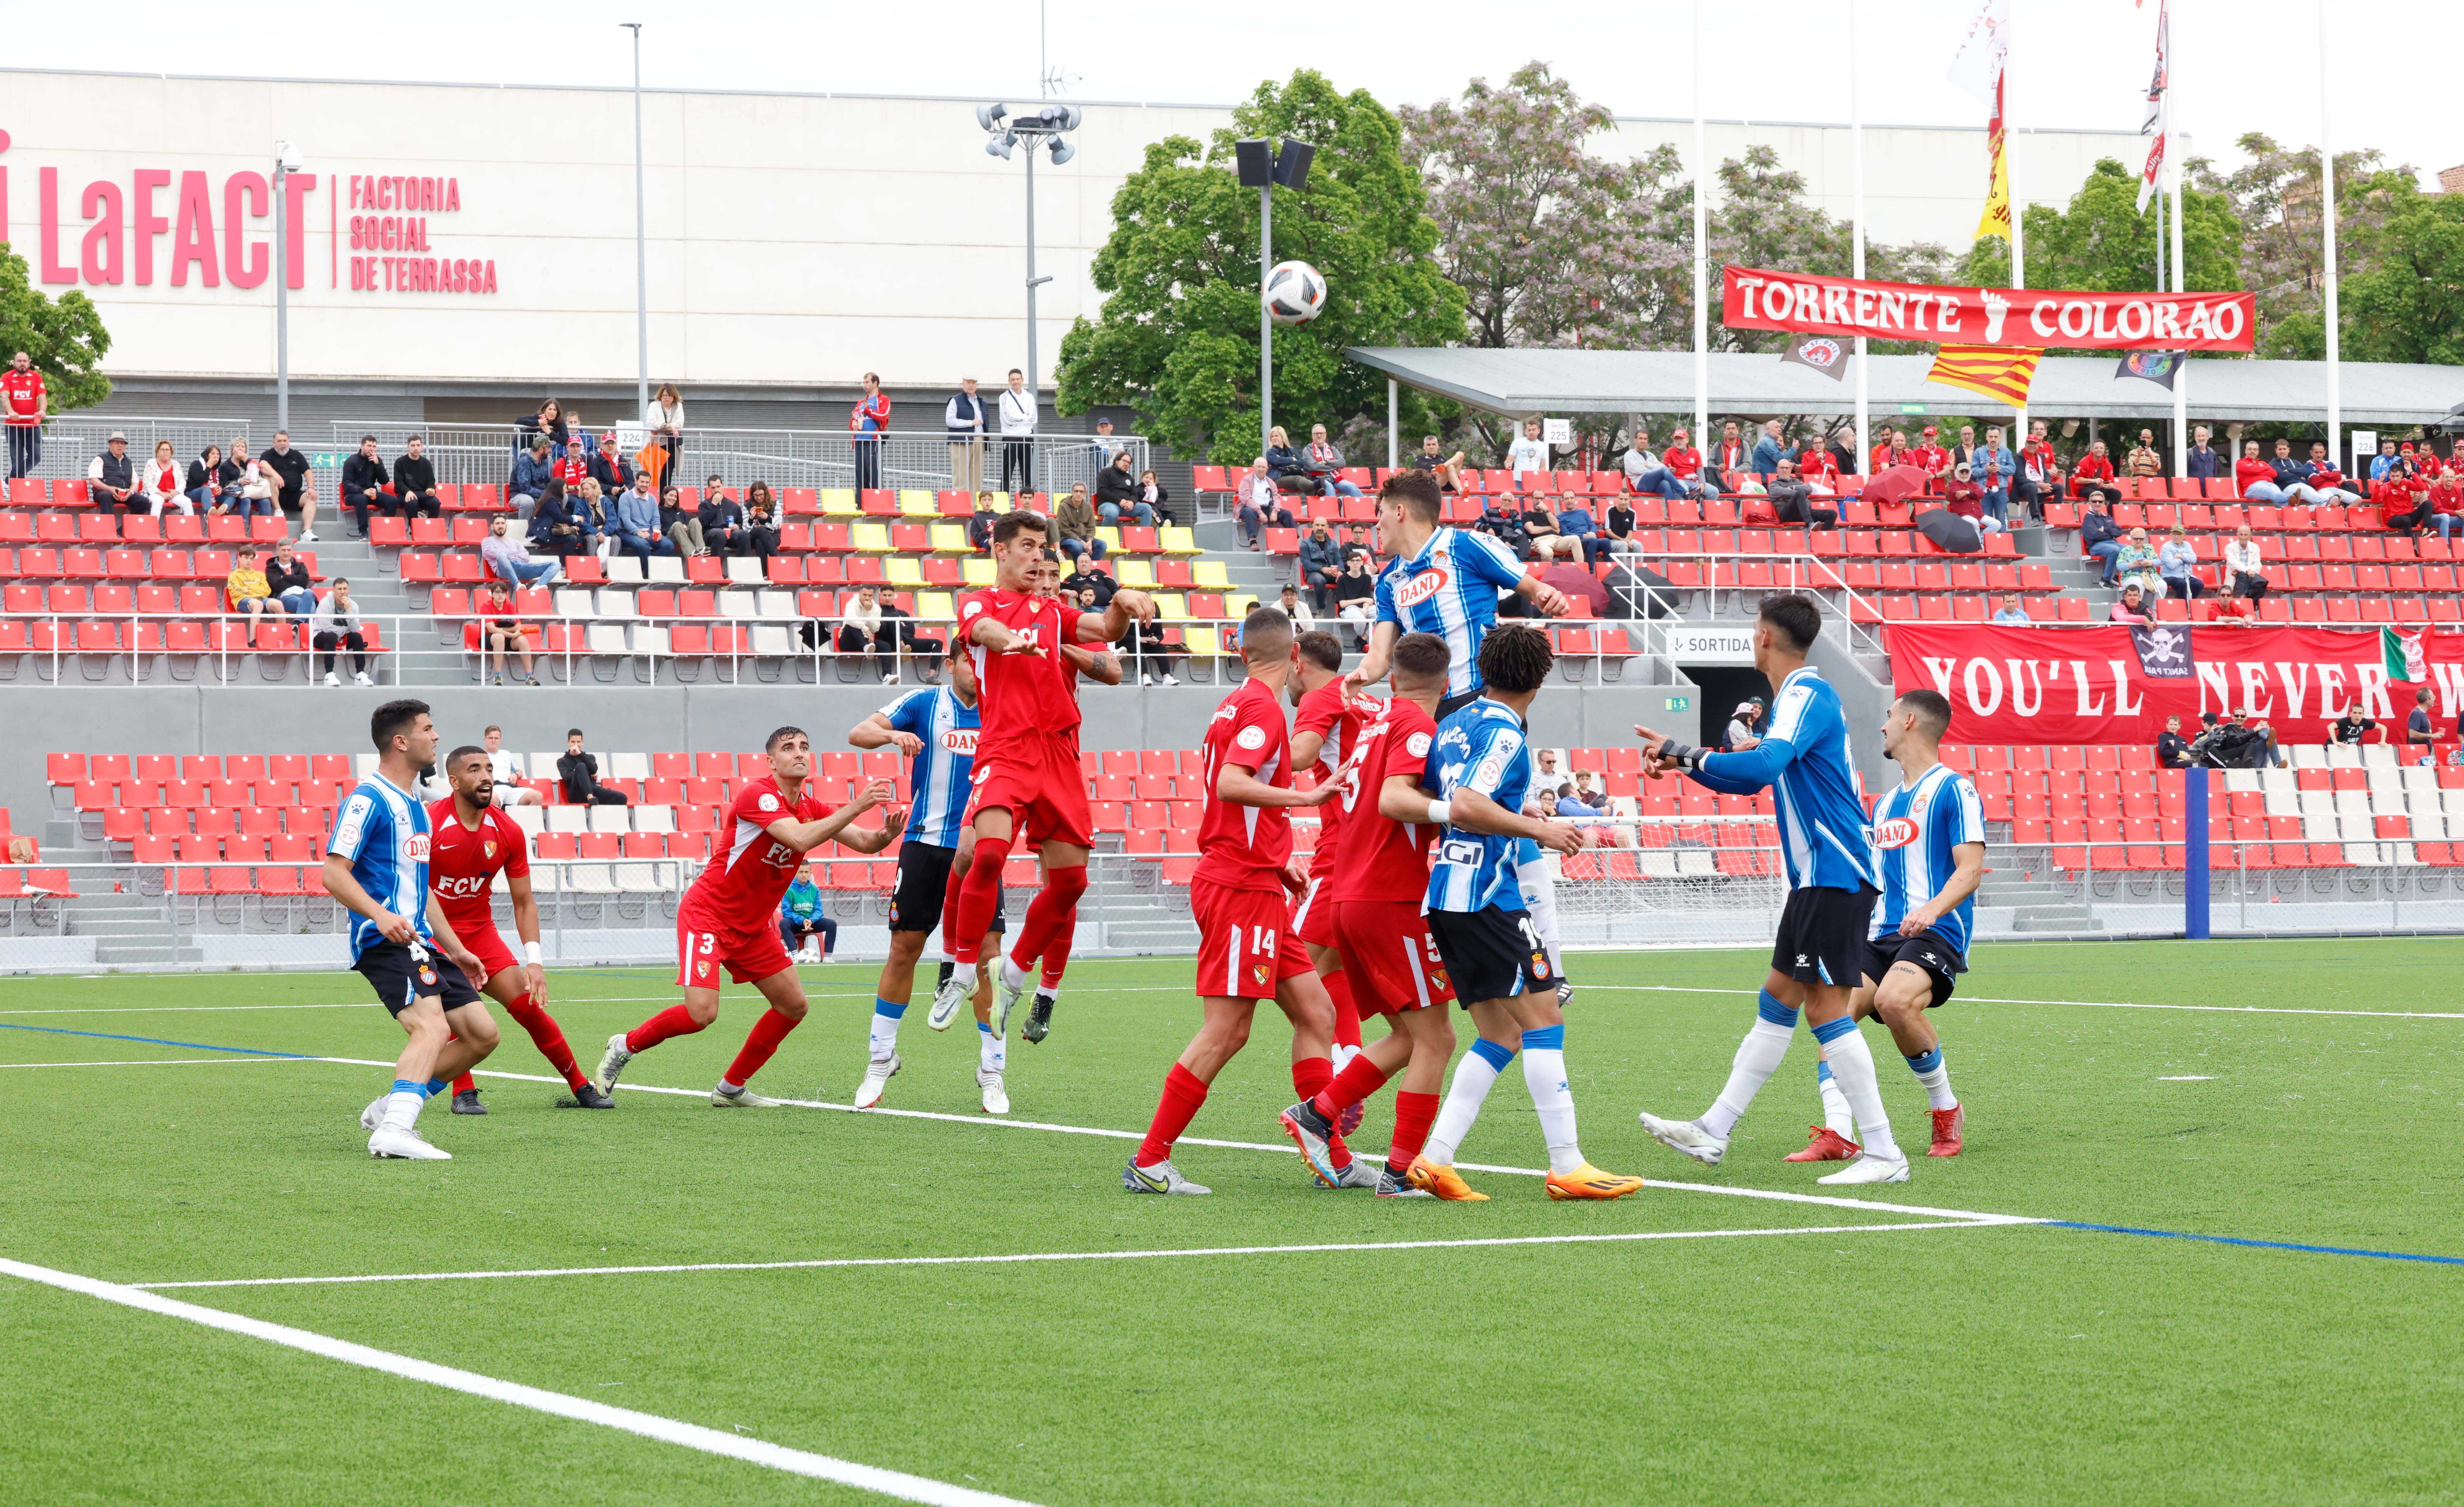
[1815,1058,1856,1139]
[998,955,1029,995]
[948,960,979,994]
[1519,1027,1583,1175]
[1813,1020,1901,1161]
[1423,1037,1514,1167]
[868,997,904,1063]
[1701,1019,1793,1140]
[380,1084,424,1134]
[978,1020,1006,1075]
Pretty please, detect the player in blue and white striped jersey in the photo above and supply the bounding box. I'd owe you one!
[1347,470,1571,716]
[1631,594,1913,1185]
[323,699,495,1162]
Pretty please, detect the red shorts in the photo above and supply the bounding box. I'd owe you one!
[1331,900,1457,1016]
[453,919,520,987]
[965,734,1092,850]
[1191,877,1314,1001]
[675,902,794,989]
[1288,875,1337,950]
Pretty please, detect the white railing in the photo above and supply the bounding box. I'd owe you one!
[9,417,257,483]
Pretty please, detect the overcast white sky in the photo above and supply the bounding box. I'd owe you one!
[8,0,2455,184]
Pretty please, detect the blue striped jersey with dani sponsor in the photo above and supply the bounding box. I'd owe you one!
[325,772,432,961]
[1870,760,1987,959]
[881,685,981,848]
[1373,526,1530,699]
[1692,665,1876,893]
[1423,697,1532,914]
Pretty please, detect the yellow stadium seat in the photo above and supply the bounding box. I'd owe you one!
[963,557,997,586]
[917,590,955,623]
[1192,560,1231,588]
[1226,594,1257,620]
[929,524,968,552]
[820,488,859,516]
[1183,625,1222,660]
[986,491,1010,508]
[898,489,938,517]
[1155,592,1189,621]
[1095,527,1122,552]
[851,523,891,553]
[1160,526,1202,555]
[1115,559,1156,589]
[885,557,924,586]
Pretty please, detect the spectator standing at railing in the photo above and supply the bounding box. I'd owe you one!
[340,435,390,535]
[1506,416,1552,487]
[741,481,781,560]
[851,373,889,492]
[945,376,987,493]
[393,435,443,521]
[2070,440,2121,504]
[2158,525,2205,599]
[143,439,189,515]
[2079,495,2125,584]
[657,484,705,557]
[1947,424,1979,475]
[1096,450,1154,524]
[516,398,570,455]
[1300,522,1345,610]
[88,431,140,516]
[259,431,318,542]
[644,384,685,492]
[1973,427,2017,525]
[1301,423,1363,498]
[2187,426,2222,481]
[186,443,243,514]
[312,578,373,686]
[226,544,280,618]
[2223,524,2268,598]
[1990,592,2030,624]
[2,351,46,479]
[558,731,628,806]
[699,476,749,555]
[1088,415,1129,475]
[265,537,316,616]
[998,368,1037,494]
[1235,457,1293,549]
[2407,687,2440,750]
[612,476,672,562]
[1769,457,1838,531]
[482,515,562,589]
[2234,439,2285,503]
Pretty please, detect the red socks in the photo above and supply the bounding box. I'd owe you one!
[1311,1052,1391,1123]
[1136,1063,1209,1166]
[722,1007,800,1088]
[451,1072,475,1095]
[949,834,1012,966]
[505,990,588,1093]
[1291,1056,1350,1168]
[625,1003,705,1054]
[1009,863,1087,984]
[1326,971,1362,1052]
[1388,1090,1439,1174]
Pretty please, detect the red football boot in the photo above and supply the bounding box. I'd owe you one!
[1927,1104,1965,1157]
[1782,1124,1861,1163]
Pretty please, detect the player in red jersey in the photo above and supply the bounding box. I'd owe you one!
[1126,606,1351,1195]
[1285,630,1372,1113]
[1278,631,1462,1196]
[597,727,902,1106]
[930,509,1154,1033]
[428,746,614,1113]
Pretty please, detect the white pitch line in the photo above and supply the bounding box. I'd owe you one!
[1575,983,2464,1020]
[0,1057,323,1070]
[135,1220,2017,1291]
[0,1254,1036,1507]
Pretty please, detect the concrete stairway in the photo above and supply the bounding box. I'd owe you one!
[36,821,200,964]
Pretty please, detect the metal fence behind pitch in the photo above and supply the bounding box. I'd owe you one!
[13,417,256,484]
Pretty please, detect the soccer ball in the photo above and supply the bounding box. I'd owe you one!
[1263,260,1327,326]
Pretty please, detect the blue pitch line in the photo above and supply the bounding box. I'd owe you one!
[2047,1221,2464,1268]
[0,1022,315,1059]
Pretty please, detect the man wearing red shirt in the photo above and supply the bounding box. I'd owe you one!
[1662,427,1708,498]
[1909,426,1950,483]
[2,351,46,480]
[427,748,612,1113]
[2071,440,2121,503]
[931,510,1156,1031]
[1797,440,1841,491]
[1869,427,1913,476]
[1126,606,1346,1195]
[1710,421,1750,491]
[551,438,593,497]
[1278,630,1462,1197]
[1287,631,1371,1098]
[598,729,901,1106]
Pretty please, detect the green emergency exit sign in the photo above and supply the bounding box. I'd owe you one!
[1663,694,1692,713]
[1898,403,1928,415]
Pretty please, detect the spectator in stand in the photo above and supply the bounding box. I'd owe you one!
[2408,686,2440,749]
[1053,481,1104,561]
[1946,424,1979,476]
[2299,441,2359,504]
[2265,438,2331,504]
[186,443,243,515]
[2158,524,2205,599]
[2368,438,2407,498]
[1711,421,1753,490]
[2116,528,2165,599]
[1554,494,1607,563]
[837,583,918,684]
[1234,458,1293,549]
[2017,420,2063,521]
[2381,469,2436,536]
[1506,417,1552,487]
[1087,415,1129,473]
[1521,495,1578,560]
[657,485,705,557]
[227,433,276,518]
[1749,418,1796,484]
[1277,582,1316,634]
[611,476,672,562]
[1663,426,1712,498]
[1120,613,1181,686]
[1909,426,1949,484]
[698,475,749,555]
[226,544,280,618]
[1601,493,1643,557]
[1096,449,1155,524]
[143,439,189,515]
[2156,715,2195,768]
[1768,457,1838,530]
[585,432,633,498]
[339,435,394,535]
[1064,551,1116,609]
[475,578,540,686]
[2328,702,2383,746]
[87,431,140,517]
[1869,425,1914,477]
[1301,423,1363,498]
[393,435,443,520]
[1796,435,1841,494]
[2427,472,2464,542]
[1974,426,2017,525]
[1415,434,1470,492]
[2233,707,2288,770]
[482,514,562,589]
[998,368,1036,495]
[529,479,588,558]
[312,577,372,686]
[741,481,781,560]
[1265,426,1312,493]
[849,372,889,492]
[2125,429,2164,480]
[2,350,47,478]
[550,436,592,501]
[1333,552,1376,649]
[2071,439,2121,504]
[2236,439,2286,503]
[516,397,570,455]
[265,537,316,616]
[944,375,986,493]
[2186,425,2221,481]
[2224,525,2268,599]
[1621,428,1688,500]
[1135,468,1176,526]
[507,434,556,521]
[477,726,545,807]
[1991,591,2031,624]
[1554,782,1607,820]
[966,488,1002,551]
[558,730,628,806]
[1299,521,1345,611]
[1822,425,1860,481]
[1727,700,1765,750]
[641,382,685,493]
[2111,582,2154,624]
[1941,462,1996,533]
[779,869,837,963]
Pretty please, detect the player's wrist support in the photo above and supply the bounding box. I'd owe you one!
[1658,740,1706,770]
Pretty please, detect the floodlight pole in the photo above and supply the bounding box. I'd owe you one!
[1260,182,1273,460]
[2319,0,2340,467]
[273,147,291,437]
[1849,0,1865,472]
[1690,0,1708,452]
[1025,143,1052,414]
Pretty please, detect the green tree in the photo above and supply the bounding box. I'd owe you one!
[0,241,112,412]
[2330,184,2464,366]
[1704,145,1953,356]
[2197,135,2422,361]
[1056,70,1465,466]
[1952,155,2242,346]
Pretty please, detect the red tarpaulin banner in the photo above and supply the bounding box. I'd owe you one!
[1723,265,2256,353]
[1885,624,2464,745]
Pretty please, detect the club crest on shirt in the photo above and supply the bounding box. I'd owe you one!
[1252,961,1272,989]
[417,965,438,987]
[697,959,712,980]
[1394,566,1451,608]
[483,840,497,860]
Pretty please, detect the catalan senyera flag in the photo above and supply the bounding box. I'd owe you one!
[1926,344,2043,408]
[1976,75,2012,242]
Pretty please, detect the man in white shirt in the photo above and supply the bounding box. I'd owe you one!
[482,725,545,807]
[1506,417,1552,484]
[998,367,1037,494]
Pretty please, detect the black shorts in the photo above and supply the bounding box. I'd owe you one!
[354,938,484,1017]
[886,841,1008,936]
[1771,885,1878,989]
[1437,689,1483,719]
[1427,905,1554,1008]
[1859,929,1963,1009]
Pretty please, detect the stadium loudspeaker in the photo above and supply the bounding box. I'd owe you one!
[1234,139,1273,189]
[2183,765,2210,940]
[1272,139,1316,190]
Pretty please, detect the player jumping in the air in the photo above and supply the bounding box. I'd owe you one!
[1277,631,1461,1197]
[325,699,496,1161]
[1788,689,1978,1162]
[1286,629,1372,1108]
[930,510,1154,1038]
[597,728,902,1106]
[430,745,614,1112]
[848,653,1014,1114]
[1633,594,1911,1185]
[1347,469,1568,719]
[1125,605,1351,1194]
[1404,626,1642,1202]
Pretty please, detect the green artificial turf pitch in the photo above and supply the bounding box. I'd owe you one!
[0,938,2458,1505]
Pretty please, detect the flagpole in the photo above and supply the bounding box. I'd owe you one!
[1691,0,1709,452]
[2171,125,2188,478]
[1850,0,1867,474]
[2006,1,2026,447]
[2318,0,2341,469]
